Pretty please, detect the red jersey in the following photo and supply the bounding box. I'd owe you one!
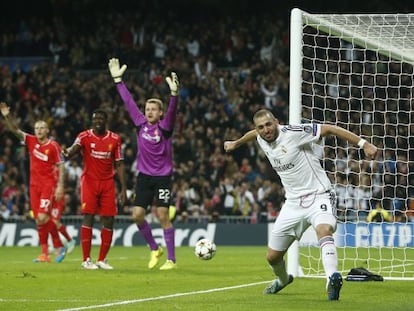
[74,129,123,180]
[25,134,63,186]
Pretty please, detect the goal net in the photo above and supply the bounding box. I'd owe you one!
[288,8,414,280]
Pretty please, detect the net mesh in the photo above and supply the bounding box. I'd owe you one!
[298,12,414,279]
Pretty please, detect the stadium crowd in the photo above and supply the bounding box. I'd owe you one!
[0,0,413,224]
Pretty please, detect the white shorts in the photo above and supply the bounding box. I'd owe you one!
[268,191,337,251]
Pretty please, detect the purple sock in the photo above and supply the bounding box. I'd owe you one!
[164,227,176,262]
[137,220,158,250]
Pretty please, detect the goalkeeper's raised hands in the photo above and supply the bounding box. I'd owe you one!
[108,58,127,83]
[166,72,179,96]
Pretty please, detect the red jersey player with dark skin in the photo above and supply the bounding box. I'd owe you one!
[63,109,127,269]
[0,102,67,263]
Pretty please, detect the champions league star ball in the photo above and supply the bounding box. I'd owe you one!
[194,238,217,260]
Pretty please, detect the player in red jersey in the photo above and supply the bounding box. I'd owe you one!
[0,102,67,263]
[63,109,126,270]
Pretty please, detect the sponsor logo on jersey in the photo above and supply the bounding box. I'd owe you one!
[91,150,111,159]
[274,162,295,171]
[142,130,161,143]
[33,148,48,161]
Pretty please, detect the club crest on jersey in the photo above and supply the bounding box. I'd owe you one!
[304,125,312,133]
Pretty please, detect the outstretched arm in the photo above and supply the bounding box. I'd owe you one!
[320,124,378,159]
[161,72,180,130]
[0,102,25,141]
[62,143,81,159]
[224,129,258,152]
[108,58,145,125]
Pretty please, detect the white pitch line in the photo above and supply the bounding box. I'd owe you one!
[56,280,271,311]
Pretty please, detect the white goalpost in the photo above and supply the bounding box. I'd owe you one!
[287,8,414,280]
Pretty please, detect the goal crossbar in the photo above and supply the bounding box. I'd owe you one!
[301,11,414,64]
[288,8,414,281]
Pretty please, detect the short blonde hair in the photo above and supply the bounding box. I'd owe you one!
[146,98,164,111]
[34,120,49,129]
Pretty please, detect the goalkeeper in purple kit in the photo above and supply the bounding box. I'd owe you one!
[108,58,178,270]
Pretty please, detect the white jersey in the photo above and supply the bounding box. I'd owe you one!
[257,124,332,199]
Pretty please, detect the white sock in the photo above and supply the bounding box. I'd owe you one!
[319,236,338,282]
[269,259,289,285]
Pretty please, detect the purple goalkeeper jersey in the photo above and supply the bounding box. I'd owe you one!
[116,82,178,176]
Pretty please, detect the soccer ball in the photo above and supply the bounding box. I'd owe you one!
[194,238,216,260]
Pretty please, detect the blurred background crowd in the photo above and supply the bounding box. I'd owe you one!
[0,0,413,224]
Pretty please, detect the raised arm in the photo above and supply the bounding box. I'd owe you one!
[161,72,180,130]
[320,124,378,159]
[0,102,25,141]
[108,58,145,125]
[223,129,258,152]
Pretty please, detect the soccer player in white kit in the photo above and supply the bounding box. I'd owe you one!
[224,109,378,300]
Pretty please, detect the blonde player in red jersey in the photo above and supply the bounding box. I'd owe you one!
[0,102,67,263]
[63,109,126,270]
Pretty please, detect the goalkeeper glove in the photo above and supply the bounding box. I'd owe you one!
[166,72,179,96]
[108,58,127,83]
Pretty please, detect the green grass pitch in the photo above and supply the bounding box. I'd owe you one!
[0,246,412,311]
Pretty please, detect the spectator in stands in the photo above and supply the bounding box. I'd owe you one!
[186,34,200,58]
[232,181,258,217]
[194,55,214,80]
[260,76,279,110]
[219,177,235,216]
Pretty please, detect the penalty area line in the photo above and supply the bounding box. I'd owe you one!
[56,280,271,311]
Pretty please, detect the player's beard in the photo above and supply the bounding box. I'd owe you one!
[93,124,106,135]
[262,132,275,142]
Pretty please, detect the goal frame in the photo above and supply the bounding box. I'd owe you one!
[287,8,414,280]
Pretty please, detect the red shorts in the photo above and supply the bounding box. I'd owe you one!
[80,175,118,216]
[30,183,54,219]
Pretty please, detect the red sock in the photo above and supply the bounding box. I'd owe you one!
[48,219,63,248]
[81,225,92,261]
[58,224,72,242]
[98,227,113,261]
[37,223,49,255]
